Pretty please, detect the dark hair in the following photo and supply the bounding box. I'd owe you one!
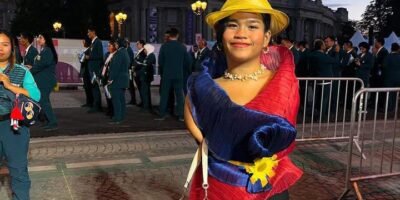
[88,25,97,33]
[215,14,271,48]
[313,39,324,51]
[343,41,353,47]
[169,28,179,37]
[164,30,171,35]
[358,42,370,51]
[20,32,34,44]
[116,37,126,48]
[324,35,336,41]
[137,39,146,46]
[38,32,58,63]
[83,36,91,47]
[375,37,385,46]
[108,38,118,49]
[392,42,400,52]
[298,41,308,48]
[0,30,16,69]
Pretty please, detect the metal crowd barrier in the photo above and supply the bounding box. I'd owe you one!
[340,87,400,200]
[296,77,364,144]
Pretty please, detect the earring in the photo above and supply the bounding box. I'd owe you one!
[262,46,269,54]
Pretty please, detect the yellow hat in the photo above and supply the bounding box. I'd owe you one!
[205,0,289,36]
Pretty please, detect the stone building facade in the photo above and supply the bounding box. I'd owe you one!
[0,0,16,31]
[108,0,348,44]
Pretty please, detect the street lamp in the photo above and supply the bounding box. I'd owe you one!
[53,22,62,32]
[115,12,128,37]
[191,0,207,16]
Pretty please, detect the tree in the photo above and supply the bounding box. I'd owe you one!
[358,0,394,37]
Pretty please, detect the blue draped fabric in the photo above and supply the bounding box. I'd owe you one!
[187,69,297,193]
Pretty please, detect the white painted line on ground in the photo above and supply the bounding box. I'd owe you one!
[30,130,189,144]
[148,153,195,162]
[66,158,142,169]
[28,165,57,172]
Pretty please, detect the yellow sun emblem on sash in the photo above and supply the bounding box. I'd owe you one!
[231,155,279,187]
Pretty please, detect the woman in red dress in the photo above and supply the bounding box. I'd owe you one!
[183,0,302,199]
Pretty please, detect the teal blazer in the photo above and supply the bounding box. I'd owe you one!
[158,40,191,79]
[24,45,38,66]
[309,50,335,77]
[109,48,130,89]
[31,47,57,89]
[88,38,104,76]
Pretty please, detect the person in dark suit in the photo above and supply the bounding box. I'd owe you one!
[101,40,118,117]
[108,38,130,123]
[309,39,337,119]
[355,42,374,87]
[79,36,93,108]
[383,43,400,110]
[125,39,136,105]
[19,32,38,66]
[86,26,104,113]
[296,41,310,109]
[193,39,210,72]
[341,41,358,77]
[156,28,191,121]
[324,36,342,112]
[140,43,156,111]
[133,40,147,107]
[371,37,389,88]
[281,37,299,66]
[29,32,58,131]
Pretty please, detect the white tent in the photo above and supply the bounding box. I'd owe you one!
[350,30,368,48]
[384,32,400,52]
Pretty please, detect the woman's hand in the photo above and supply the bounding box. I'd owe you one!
[25,65,32,69]
[0,73,11,89]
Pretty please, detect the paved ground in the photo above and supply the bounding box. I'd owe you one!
[1,130,399,199]
[0,88,398,199]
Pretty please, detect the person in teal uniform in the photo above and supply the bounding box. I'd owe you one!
[19,32,38,66]
[86,26,104,113]
[0,30,40,200]
[107,38,130,123]
[156,28,192,121]
[309,39,337,119]
[125,39,137,105]
[355,42,374,88]
[28,32,58,131]
[383,43,400,110]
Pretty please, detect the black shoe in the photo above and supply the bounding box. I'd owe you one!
[44,125,58,131]
[81,104,92,108]
[87,108,101,113]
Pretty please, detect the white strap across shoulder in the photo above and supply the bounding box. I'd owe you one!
[180,140,209,200]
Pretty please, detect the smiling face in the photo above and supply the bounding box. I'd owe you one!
[0,33,12,65]
[222,12,270,65]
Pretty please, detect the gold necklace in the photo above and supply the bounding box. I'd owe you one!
[223,64,266,81]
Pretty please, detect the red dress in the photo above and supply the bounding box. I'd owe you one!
[189,46,302,199]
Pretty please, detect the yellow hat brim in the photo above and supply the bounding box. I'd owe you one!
[206,9,289,36]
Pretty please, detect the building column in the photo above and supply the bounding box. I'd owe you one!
[296,18,305,42]
[314,21,321,39]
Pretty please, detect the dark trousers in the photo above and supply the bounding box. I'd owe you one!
[139,80,152,110]
[83,69,93,106]
[134,74,143,105]
[128,71,137,104]
[111,88,126,122]
[39,87,57,126]
[159,78,184,118]
[0,121,31,200]
[91,82,102,110]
